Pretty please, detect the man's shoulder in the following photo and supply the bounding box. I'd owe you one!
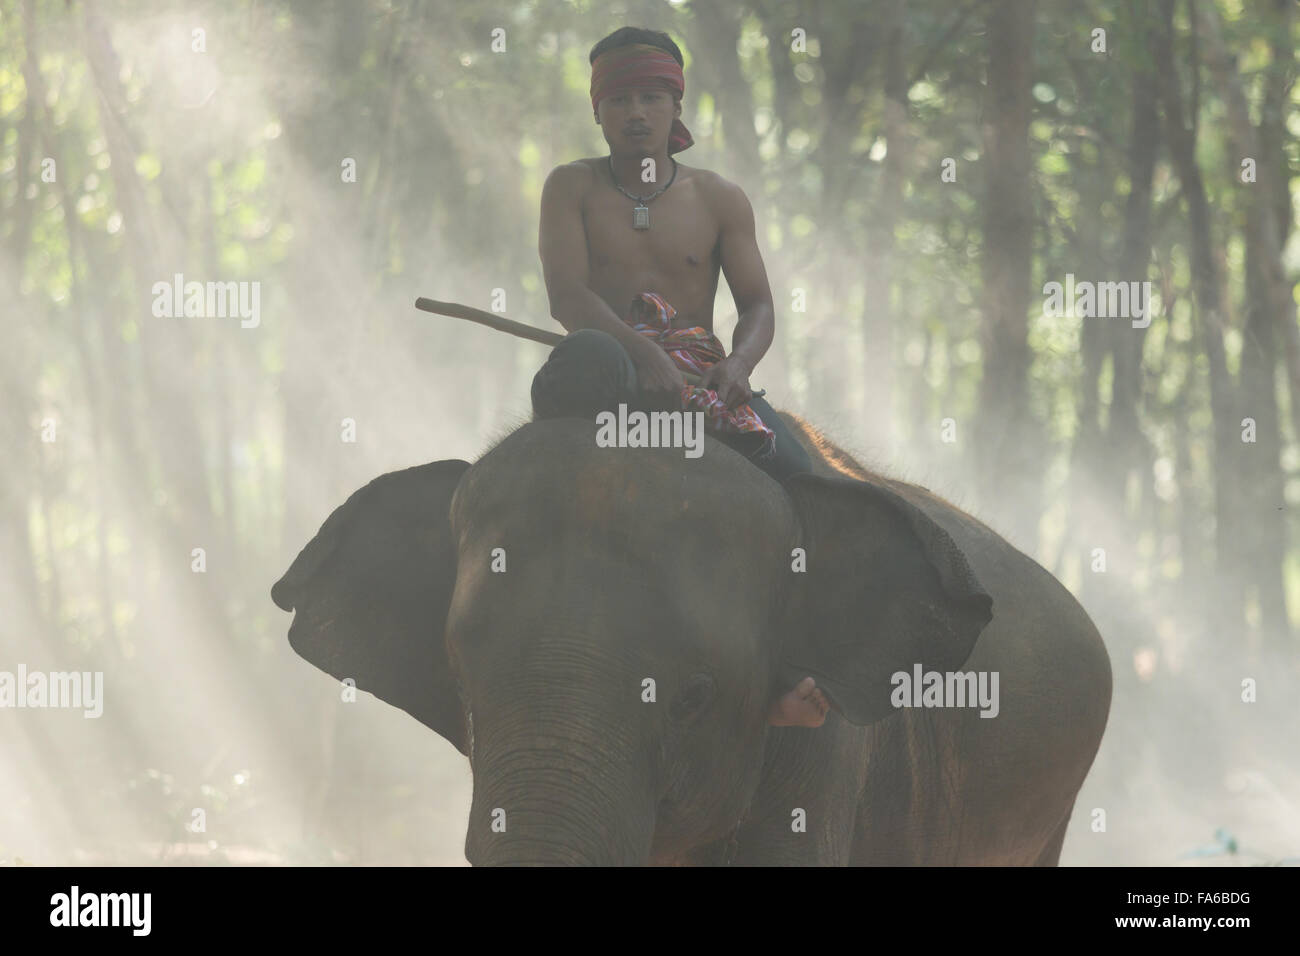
[667,162,733,194]
[684,167,752,220]
[547,158,602,183]
[542,160,599,199]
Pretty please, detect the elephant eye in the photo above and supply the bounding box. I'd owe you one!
[669,672,715,723]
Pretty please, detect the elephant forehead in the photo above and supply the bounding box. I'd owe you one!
[454,422,797,552]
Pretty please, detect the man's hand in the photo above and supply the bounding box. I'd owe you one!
[700,354,753,409]
[630,340,687,409]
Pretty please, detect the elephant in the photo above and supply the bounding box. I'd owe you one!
[271,411,1112,865]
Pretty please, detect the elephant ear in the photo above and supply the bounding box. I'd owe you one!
[272,459,472,755]
[781,474,994,726]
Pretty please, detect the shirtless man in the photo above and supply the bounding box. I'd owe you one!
[532,26,828,729]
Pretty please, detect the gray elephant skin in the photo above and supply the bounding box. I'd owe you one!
[271,412,1112,865]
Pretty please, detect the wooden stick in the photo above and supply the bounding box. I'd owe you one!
[414,297,565,347]
[412,296,767,393]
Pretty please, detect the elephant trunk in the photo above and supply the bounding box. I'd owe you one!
[463,706,658,866]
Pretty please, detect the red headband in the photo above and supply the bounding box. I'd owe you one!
[590,43,694,154]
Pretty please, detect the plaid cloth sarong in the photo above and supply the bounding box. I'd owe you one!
[624,292,775,457]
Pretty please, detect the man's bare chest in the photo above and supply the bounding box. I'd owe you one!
[583,184,720,279]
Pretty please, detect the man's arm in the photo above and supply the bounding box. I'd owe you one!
[538,163,685,399]
[704,177,776,408]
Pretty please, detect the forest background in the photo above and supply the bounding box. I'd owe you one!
[2,0,1297,864]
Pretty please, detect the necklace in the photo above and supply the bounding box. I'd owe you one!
[608,156,678,230]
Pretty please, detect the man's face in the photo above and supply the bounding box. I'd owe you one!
[595,86,680,157]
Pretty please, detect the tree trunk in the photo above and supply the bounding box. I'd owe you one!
[862,0,905,458]
[1153,0,1240,636]
[975,0,1040,550]
[1195,0,1293,646]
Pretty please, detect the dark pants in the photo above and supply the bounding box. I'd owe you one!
[531,329,813,483]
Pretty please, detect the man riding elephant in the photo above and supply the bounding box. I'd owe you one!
[532,26,827,729]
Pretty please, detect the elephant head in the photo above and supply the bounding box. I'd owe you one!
[272,419,992,864]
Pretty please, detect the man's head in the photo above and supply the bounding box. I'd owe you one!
[589,27,693,157]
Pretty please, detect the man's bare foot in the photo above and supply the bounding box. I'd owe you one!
[768,676,830,727]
